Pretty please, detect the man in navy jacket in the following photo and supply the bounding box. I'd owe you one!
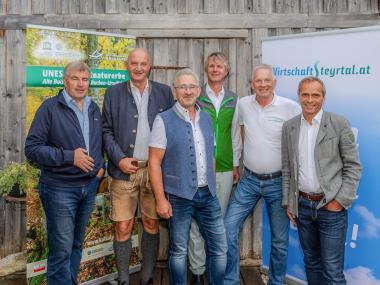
[102,48,174,285]
[25,61,104,285]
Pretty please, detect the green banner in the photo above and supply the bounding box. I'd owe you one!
[26,25,138,285]
[26,66,130,88]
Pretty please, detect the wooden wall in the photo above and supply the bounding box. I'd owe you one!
[0,0,379,259]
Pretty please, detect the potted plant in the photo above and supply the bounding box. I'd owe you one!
[0,161,40,200]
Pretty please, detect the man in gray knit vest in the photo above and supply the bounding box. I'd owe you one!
[149,68,227,285]
[103,48,174,285]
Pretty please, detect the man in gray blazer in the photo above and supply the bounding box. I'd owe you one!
[282,76,362,285]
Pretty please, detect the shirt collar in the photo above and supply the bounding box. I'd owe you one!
[301,109,324,125]
[252,92,278,107]
[62,89,91,108]
[130,80,149,93]
[205,83,225,98]
[174,101,200,122]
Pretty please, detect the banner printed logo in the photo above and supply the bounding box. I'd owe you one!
[273,61,371,78]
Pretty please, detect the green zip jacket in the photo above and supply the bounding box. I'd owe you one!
[197,86,238,172]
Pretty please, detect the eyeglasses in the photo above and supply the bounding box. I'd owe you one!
[173,84,199,91]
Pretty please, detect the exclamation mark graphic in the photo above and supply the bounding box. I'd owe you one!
[350,224,359,248]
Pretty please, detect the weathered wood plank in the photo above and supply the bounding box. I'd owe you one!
[166,38,178,86]
[60,0,80,14]
[236,37,250,97]
[0,198,5,257]
[43,0,57,14]
[2,13,380,30]
[7,0,31,15]
[5,30,24,164]
[80,0,95,14]
[226,38,237,93]
[0,0,5,15]
[370,0,379,12]
[95,0,106,14]
[337,0,349,12]
[166,0,176,14]
[203,0,217,14]
[153,0,167,13]
[0,31,6,167]
[251,0,271,13]
[324,0,338,13]
[240,266,265,285]
[31,0,45,14]
[125,29,249,38]
[152,39,170,92]
[229,0,245,14]
[275,0,300,13]
[189,39,205,83]
[177,0,192,13]
[105,0,120,13]
[177,39,191,72]
[129,0,144,14]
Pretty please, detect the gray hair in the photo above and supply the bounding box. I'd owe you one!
[297,76,326,97]
[174,68,200,86]
[252,64,274,80]
[205,52,230,75]
[126,47,151,64]
[63,61,90,78]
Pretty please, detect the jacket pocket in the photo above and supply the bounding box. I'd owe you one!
[163,174,181,190]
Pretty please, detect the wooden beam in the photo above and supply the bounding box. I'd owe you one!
[126,29,249,38]
[0,13,380,30]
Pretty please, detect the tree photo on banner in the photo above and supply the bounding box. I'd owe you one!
[261,26,380,285]
[25,25,137,285]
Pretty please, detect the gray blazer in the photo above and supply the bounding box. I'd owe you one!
[281,111,362,216]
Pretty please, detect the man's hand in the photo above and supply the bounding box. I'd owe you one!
[96,167,105,178]
[286,208,297,226]
[74,148,94,172]
[233,166,240,184]
[118,157,138,174]
[325,199,344,212]
[156,198,172,219]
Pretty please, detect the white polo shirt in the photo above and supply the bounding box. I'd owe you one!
[238,94,300,174]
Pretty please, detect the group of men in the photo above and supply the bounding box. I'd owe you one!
[25,47,361,285]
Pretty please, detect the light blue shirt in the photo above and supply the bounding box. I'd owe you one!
[63,89,91,155]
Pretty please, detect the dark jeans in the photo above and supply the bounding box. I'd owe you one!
[39,178,99,285]
[167,186,227,285]
[297,196,348,285]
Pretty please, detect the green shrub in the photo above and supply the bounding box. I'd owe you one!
[0,161,40,196]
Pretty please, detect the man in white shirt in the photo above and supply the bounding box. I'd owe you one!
[282,77,361,285]
[189,52,241,285]
[224,64,300,285]
[149,68,227,285]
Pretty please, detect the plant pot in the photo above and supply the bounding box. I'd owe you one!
[7,184,26,198]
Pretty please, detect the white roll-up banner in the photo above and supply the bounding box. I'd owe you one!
[262,25,380,285]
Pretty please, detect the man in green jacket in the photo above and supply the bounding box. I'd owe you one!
[188,52,242,285]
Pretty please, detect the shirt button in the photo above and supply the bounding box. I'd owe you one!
[130,144,135,148]
[134,114,138,118]
[132,129,137,133]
